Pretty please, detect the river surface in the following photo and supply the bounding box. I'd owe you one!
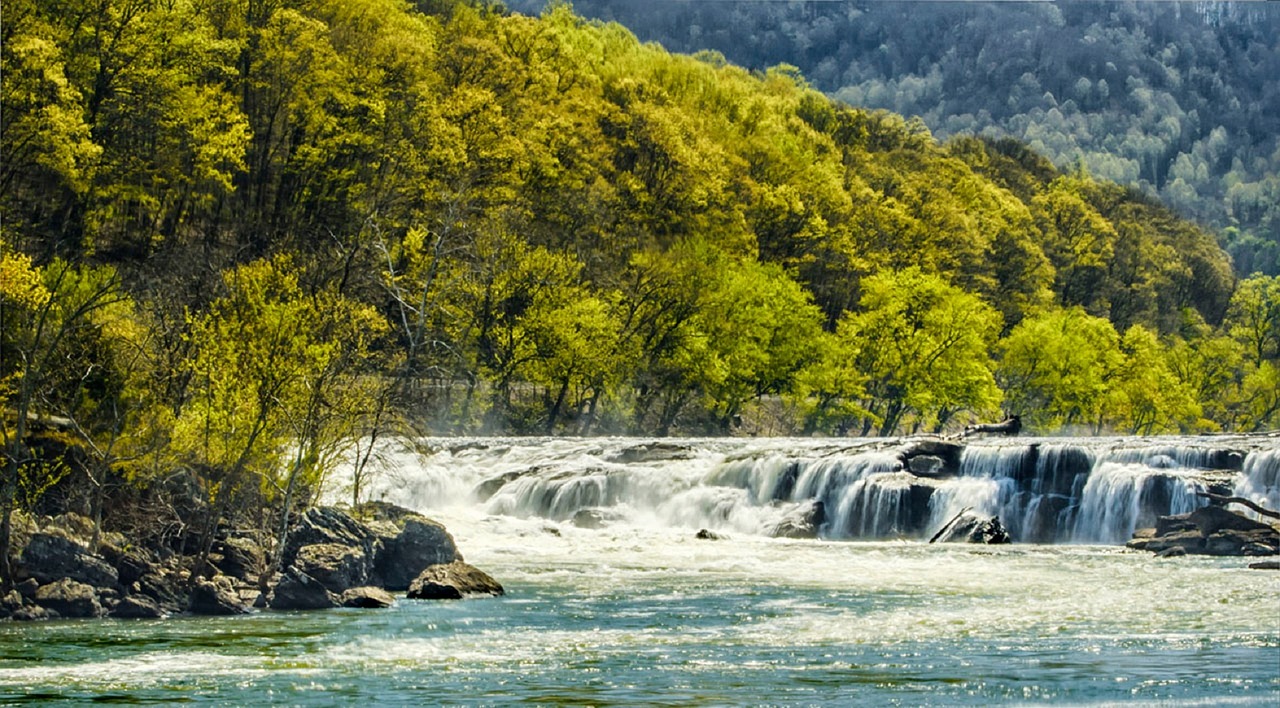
[1,436,1277,705]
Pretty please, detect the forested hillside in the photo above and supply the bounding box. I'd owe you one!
[510,0,1280,277]
[3,0,1277,485]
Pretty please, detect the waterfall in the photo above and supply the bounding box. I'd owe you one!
[338,436,1273,546]
[1234,448,1280,519]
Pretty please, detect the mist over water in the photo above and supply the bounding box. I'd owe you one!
[2,436,1277,705]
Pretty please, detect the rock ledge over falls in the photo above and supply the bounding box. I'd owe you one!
[2,504,503,622]
[1127,505,1280,558]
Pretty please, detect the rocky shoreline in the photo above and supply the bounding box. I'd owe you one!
[1,502,503,621]
[1126,504,1280,561]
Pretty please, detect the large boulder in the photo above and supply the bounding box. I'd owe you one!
[376,516,460,591]
[930,512,1012,544]
[406,561,504,600]
[269,569,338,610]
[34,578,105,618]
[212,537,264,583]
[293,543,371,594]
[189,577,250,615]
[20,532,119,588]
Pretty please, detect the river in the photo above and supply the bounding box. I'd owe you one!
[1,436,1277,705]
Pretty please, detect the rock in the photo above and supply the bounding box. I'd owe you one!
[377,516,460,591]
[1156,546,1187,558]
[284,507,381,571]
[606,441,696,464]
[269,569,339,610]
[407,561,504,599]
[111,595,165,619]
[695,529,726,540]
[47,512,96,542]
[15,578,39,600]
[213,537,264,583]
[2,590,24,616]
[1248,560,1280,570]
[1131,505,1279,557]
[770,500,826,539]
[907,455,946,477]
[472,470,530,502]
[100,544,158,588]
[899,439,964,476]
[134,571,186,613]
[571,508,624,530]
[189,577,250,615]
[340,587,396,609]
[931,512,1012,544]
[293,543,371,594]
[34,578,105,618]
[9,605,52,621]
[20,532,119,588]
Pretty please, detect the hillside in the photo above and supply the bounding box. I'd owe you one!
[509,0,1280,277]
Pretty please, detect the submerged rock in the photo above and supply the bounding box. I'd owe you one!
[695,529,726,540]
[571,508,625,529]
[407,561,504,599]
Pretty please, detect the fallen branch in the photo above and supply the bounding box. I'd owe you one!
[1196,492,1280,521]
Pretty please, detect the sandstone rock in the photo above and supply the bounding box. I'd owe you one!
[377,517,460,592]
[189,577,249,615]
[15,578,39,600]
[1248,560,1280,570]
[284,507,381,571]
[111,595,165,619]
[407,561,504,600]
[695,529,726,540]
[10,605,52,621]
[20,532,119,588]
[1156,546,1187,558]
[340,586,396,608]
[1130,506,1279,557]
[135,571,186,613]
[294,543,371,594]
[472,470,530,502]
[269,569,338,610]
[100,544,158,588]
[34,578,105,618]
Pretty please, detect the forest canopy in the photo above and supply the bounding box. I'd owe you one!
[510,0,1280,278]
[3,0,1277,471]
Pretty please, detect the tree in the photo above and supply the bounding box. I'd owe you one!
[843,268,1003,436]
[997,307,1123,433]
[1,254,128,585]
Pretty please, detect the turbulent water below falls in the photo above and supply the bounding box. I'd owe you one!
[1,436,1277,705]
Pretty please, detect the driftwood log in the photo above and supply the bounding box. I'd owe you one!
[1196,492,1280,521]
[963,416,1021,437]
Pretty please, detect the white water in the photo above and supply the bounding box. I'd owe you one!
[339,436,1279,545]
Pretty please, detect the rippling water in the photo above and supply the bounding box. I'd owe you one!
[2,517,1278,705]
[2,437,1277,704]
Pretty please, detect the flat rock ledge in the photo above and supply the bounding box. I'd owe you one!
[3,505,499,621]
[1127,506,1280,559]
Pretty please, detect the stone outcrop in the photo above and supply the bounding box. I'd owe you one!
[293,543,371,594]
[34,578,105,618]
[111,594,166,619]
[1127,505,1280,557]
[189,577,250,615]
[20,532,119,588]
[269,569,339,610]
[374,514,461,591]
[406,561,505,599]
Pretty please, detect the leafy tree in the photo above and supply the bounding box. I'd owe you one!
[843,268,1003,436]
[997,307,1123,433]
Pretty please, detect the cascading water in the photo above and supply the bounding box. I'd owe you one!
[349,436,1279,546]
